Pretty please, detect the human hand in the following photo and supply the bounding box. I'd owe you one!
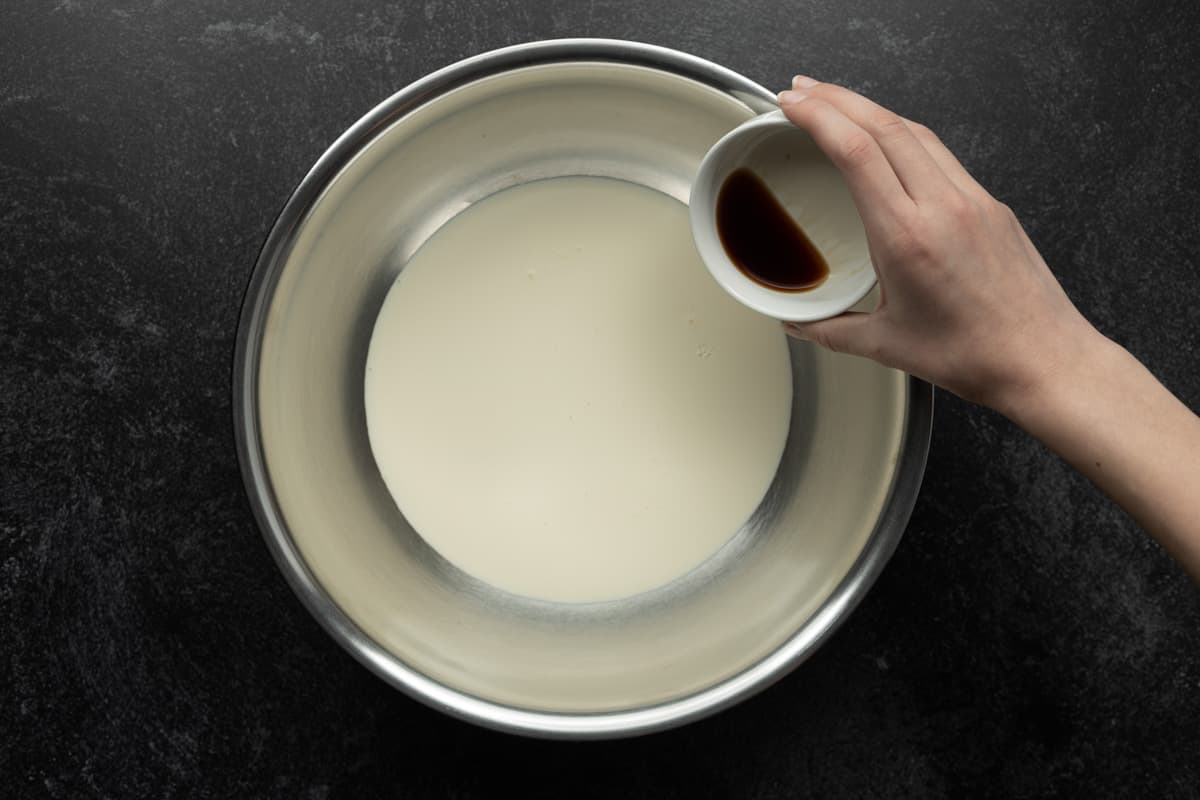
[777,76,1101,414]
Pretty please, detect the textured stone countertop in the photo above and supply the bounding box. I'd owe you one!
[2,1,1198,797]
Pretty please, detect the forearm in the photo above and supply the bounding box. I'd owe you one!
[1000,329,1200,579]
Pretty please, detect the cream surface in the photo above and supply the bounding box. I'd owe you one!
[364,176,793,602]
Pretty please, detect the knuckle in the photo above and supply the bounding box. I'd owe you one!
[965,185,994,207]
[872,115,910,140]
[889,223,933,263]
[837,131,878,168]
[812,327,841,353]
[942,191,974,221]
[862,336,888,363]
[908,121,938,144]
[907,120,932,137]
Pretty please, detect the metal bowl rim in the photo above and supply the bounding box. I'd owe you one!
[232,37,933,739]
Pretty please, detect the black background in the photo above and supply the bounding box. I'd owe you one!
[3,1,1199,797]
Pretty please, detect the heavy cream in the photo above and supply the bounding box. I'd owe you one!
[365,176,792,603]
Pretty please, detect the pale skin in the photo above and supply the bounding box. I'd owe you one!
[777,76,1200,581]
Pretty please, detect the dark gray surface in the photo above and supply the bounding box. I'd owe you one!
[2,0,1198,797]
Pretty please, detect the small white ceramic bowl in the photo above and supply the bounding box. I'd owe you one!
[690,109,877,322]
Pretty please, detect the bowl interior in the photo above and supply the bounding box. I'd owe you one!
[251,60,909,720]
[691,111,876,321]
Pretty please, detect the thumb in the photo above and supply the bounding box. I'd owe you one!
[783,312,877,357]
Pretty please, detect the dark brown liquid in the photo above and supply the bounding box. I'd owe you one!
[715,168,829,292]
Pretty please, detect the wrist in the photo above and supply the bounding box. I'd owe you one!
[988,319,1119,429]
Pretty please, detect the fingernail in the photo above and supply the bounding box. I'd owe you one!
[792,75,819,89]
[777,90,807,106]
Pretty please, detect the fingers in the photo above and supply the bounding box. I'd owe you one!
[787,76,951,203]
[782,312,877,358]
[777,93,913,233]
[898,116,978,195]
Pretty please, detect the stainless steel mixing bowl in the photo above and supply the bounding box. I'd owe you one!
[233,39,932,738]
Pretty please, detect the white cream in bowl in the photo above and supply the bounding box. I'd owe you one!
[365,176,792,603]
